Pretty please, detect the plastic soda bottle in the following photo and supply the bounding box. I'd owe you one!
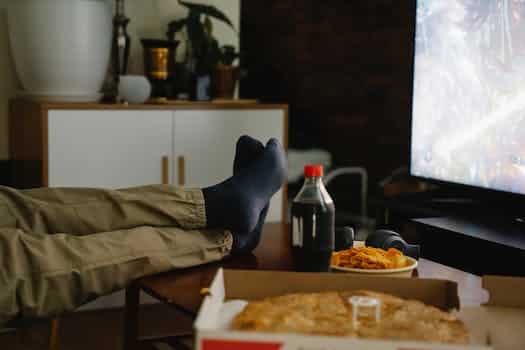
[291,165,335,272]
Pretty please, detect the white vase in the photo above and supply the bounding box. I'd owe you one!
[7,0,112,102]
[119,75,152,104]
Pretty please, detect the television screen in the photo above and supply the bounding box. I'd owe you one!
[410,0,525,195]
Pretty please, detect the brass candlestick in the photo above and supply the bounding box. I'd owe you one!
[102,0,131,102]
[112,0,131,83]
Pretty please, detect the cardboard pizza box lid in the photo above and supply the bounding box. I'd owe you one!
[482,276,525,308]
[220,269,460,310]
[456,276,525,350]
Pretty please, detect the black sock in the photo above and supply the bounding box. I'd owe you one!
[233,135,264,176]
[203,137,286,235]
[231,136,270,254]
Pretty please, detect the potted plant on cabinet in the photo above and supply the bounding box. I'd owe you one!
[166,0,237,101]
[213,45,241,99]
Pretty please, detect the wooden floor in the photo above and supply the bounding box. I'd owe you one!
[1,303,193,350]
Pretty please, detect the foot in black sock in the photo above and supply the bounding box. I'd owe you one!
[233,135,264,175]
[203,137,286,235]
[231,136,270,254]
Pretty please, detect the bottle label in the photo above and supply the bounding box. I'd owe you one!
[312,213,317,239]
[292,216,303,247]
[291,202,334,252]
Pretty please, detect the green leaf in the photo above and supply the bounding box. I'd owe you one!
[186,10,206,58]
[210,37,221,64]
[204,16,213,37]
[167,19,187,34]
[197,37,221,73]
[177,0,236,31]
[167,18,187,40]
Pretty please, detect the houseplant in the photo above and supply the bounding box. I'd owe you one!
[166,0,237,100]
[7,0,112,102]
[213,45,241,99]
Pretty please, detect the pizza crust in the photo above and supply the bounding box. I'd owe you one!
[231,290,469,344]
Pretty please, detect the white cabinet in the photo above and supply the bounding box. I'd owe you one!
[48,110,173,188]
[173,109,285,222]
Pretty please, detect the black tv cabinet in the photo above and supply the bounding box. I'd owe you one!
[412,216,525,276]
[374,189,525,276]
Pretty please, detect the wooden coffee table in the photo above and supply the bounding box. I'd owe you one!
[122,223,488,350]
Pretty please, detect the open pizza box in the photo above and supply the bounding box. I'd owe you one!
[194,269,525,350]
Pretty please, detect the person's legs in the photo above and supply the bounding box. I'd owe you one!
[0,185,207,235]
[0,226,232,326]
[0,138,286,239]
[0,135,287,326]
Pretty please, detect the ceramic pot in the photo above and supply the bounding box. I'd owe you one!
[7,0,112,102]
[213,64,240,99]
[119,75,152,104]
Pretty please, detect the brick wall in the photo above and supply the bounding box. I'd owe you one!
[240,0,416,188]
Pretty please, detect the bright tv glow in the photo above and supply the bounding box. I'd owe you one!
[410,0,525,195]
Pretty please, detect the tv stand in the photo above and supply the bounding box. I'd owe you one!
[373,187,525,276]
[412,216,525,276]
[377,187,525,224]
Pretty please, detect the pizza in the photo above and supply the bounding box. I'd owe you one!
[231,290,469,344]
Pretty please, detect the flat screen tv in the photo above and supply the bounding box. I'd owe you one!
[410,0,525,199]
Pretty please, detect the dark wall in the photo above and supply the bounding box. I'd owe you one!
[240,0,416,187]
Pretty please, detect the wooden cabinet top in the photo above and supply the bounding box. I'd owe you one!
[10,98,288,112]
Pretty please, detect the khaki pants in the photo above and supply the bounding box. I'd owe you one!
[0,185,232,326]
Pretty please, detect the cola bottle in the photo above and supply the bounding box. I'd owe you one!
[290,165,335,272]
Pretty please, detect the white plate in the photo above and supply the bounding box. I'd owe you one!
[331,256,418,275]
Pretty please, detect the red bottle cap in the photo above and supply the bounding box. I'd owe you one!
[304,165,324,177]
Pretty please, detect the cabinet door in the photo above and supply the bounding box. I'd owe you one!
[173,109,286,222]
[48,110,172,188]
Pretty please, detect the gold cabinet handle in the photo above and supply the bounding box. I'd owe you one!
[162,156,169,185]
[178,156,186,186]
